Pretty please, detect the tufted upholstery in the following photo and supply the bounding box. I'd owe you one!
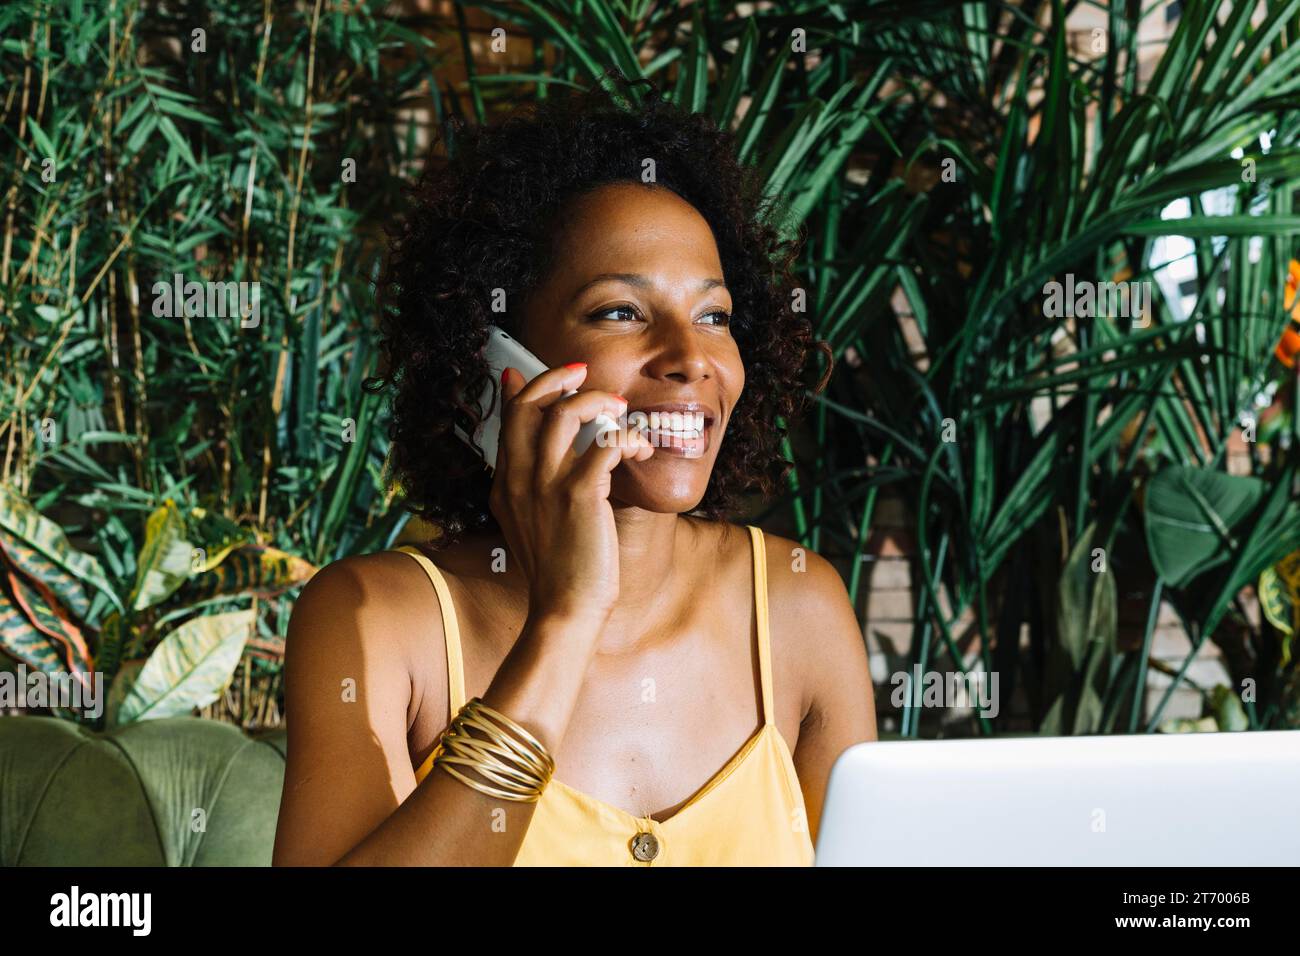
[0,716,286,866]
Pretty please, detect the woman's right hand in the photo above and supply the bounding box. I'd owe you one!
[489,362,654,625]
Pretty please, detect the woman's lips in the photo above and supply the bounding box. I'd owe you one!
[629,410,710,459]
[595,403,719,459]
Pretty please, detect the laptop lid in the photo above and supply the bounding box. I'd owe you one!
[814,730,1300,865]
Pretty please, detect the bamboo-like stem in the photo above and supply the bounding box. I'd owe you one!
[259,0,325,529]
[0,16,38,288]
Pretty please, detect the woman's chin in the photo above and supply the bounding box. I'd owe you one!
[610,462,711,515]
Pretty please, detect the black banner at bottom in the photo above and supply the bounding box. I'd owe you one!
[3,866,1284,941]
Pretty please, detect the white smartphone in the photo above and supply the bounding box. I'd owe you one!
[454,325,622,470]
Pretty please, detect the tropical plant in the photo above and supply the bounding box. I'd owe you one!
[832,0,1300,735]
[0,485,314,727]
[3,0,1299,736]
[0,0,438,725]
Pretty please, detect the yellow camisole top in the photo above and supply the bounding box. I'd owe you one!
[392,524,815,866]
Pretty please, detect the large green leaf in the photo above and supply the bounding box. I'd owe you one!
[0,486,119,615]
[173,544,316,603]
[0,526,91,623]
[0,545,93,673]
[128,500,195,613]
[1040,522,1117,736]
[108,609,254,726]
[0,571,76,693]
[0,544,94,720]
[1143,465,1266,588]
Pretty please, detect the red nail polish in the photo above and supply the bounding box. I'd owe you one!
[501,368,510,386]
[612,393,627,403]
[564,362,587,370]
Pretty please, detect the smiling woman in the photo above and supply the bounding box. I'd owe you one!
[271,71,877,867]
[375,73,820,538]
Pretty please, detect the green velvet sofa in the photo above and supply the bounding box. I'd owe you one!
[0,715,287,866]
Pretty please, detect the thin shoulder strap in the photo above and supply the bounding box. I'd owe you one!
[392,545,466,719]
[745,525,776,727]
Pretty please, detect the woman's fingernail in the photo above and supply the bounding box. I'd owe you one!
[564,362,587,370]
[501,368,511,386]
[612,393,627,403]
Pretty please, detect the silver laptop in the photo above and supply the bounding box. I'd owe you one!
[814,730,1300,865]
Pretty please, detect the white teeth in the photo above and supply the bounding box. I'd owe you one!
[643,411,704,433]
[632,410,706,440]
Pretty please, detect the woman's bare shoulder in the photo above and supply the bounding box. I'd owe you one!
[284,545,451,728]
[753,529,864,718]
[291,547,447,643]
[757,530,853,607]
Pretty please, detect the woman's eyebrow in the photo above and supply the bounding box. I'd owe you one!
[570,273,727,300]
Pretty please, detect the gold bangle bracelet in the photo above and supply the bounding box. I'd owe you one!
[437,737,542,801]
[471,700,556,772]
[440,734,544,791]
[453,697,555,779]
[437,753,545,798]
[454,709,553,780]
[437,761,545,802]
[442,725,549,795]
[433,697,555,803]
[444,719,539,778]
[436,732,547,801]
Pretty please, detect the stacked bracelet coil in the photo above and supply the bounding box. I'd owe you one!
[433,697,556,802]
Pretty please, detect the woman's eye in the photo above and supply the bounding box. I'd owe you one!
[698,310,731,327]
[591,306,640,322]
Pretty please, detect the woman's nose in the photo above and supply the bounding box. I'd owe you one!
[643,324,711,383]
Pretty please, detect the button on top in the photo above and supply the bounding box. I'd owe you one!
[630,831,660,862]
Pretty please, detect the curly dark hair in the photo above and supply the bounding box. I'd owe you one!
[369,71,824,544]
